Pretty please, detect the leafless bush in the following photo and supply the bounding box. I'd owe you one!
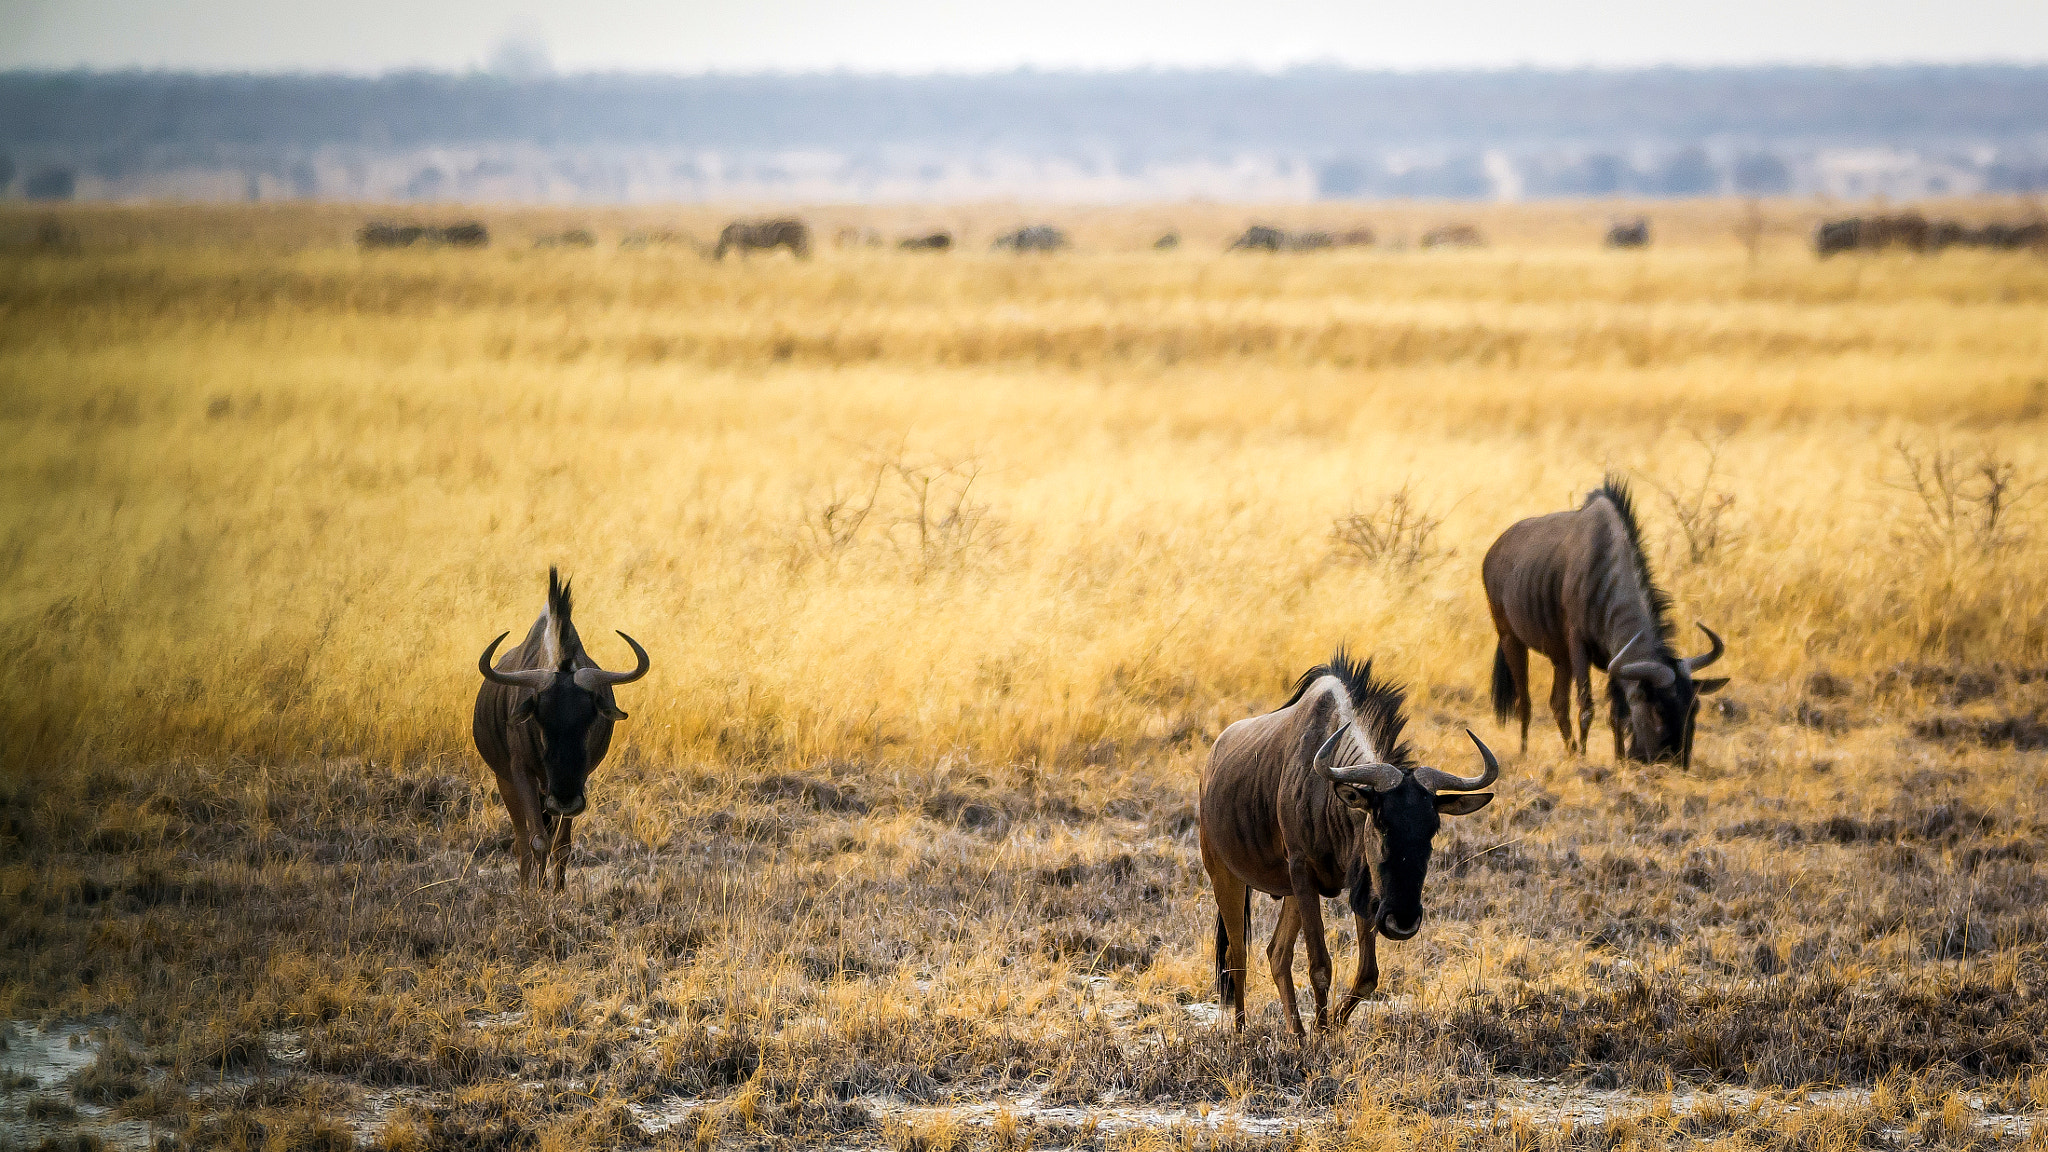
[1331,485,1445,573]
[796,452,1003,578]
[1885,439,2042,557]
[1642,434,1742,566]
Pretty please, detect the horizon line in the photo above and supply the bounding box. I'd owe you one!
[8,59,2048,82]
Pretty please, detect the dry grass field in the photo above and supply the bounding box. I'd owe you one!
[1,199,2046,1152]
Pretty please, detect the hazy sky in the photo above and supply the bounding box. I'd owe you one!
[5,0,2048,73]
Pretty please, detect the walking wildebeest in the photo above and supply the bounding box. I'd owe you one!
[474,568,649,890]
[1483,477,1727,766]
[898,231,952,250]
[715,219,810,259]
[1200,651,1498,1034]
[1606,218,1650,248]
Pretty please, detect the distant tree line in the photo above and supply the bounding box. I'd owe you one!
[3,66,2045,201]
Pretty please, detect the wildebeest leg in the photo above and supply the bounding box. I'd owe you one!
[1499,634,1532,754]
[1286,863,1336,1031]
[1573,645,1595,754]
[1333,913,1380,1028]
[548,815,574,892]
[1266,898,1306,1036]
[1608,678,1629,761]
[1201,833,1251,1031]
[1547,658,1576,753]
[491,764,547,889]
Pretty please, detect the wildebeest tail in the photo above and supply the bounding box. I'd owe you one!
[1492,643,1516,724]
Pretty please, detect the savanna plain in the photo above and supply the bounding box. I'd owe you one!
[3,200,2048,1152]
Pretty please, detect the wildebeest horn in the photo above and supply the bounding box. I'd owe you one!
[1609,630,1675,689]
[572,631,651,690]
[1414,729,1501,793]
[1313,722,1403,792]
[1684,622,1724,673]
[478,632,555,689]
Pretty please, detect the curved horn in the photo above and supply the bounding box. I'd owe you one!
[478,632,554,690]
[1313,722,1403,792]
[1609,630,1652,671]
[1684,622,1724,673]
[1608,629,1676,689]
[1414,729,1501,793]
[572,630,651,690]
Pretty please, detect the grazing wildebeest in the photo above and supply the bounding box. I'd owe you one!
[1228,225,1287,252]
[1200,651,1498,1034]
[715,219,810,259]
[992,225,1067,252]
[1153,232,1181,250]
[1483,478,1727,766]
[1228,225,1352,252]
[1606,218,1650,248]
[898,231,952,250]
[474,568,649,890]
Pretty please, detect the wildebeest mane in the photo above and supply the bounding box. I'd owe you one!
[547,566,573,626]
[1275,646,1415,768]
[540,566,576,669]
[1584,475,1674,650]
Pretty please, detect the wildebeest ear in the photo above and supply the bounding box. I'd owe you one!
[599,700,628,720]
[1335,784,1375,811]
[1695,677,1730,695]
[511,697,538,726]
[1434,792,1494,816]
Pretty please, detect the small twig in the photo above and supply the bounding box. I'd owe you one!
[1456,836,1527,870]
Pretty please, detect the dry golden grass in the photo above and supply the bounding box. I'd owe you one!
[1,200,2045,1151]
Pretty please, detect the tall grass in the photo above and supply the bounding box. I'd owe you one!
[0,204,2044,776]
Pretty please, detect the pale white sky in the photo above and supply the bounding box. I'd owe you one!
[3,0,2046,73]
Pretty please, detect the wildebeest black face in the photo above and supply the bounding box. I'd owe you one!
[512,675,623,818]
[1611,624,1729,767]
[1619,664,1730,766]
[1334,776,1493,941]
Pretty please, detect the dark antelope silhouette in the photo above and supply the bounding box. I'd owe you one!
[1606,218,1650,248]
[1199,651,1497,1033]
[1483,477,1727,765]
[474,568,649,889]
[715,219,810,259]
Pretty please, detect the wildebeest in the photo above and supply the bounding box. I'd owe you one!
[715,219,810,259]
[1929,220,2048,251]
[1227,225,1367,252]
[1606,218,1650,248]
[1813,213,1930,257]
[1483,477,1727,766]
[474,568,649,890]
[1200,651,1498,1033]
[898,231,952,250]
[992,225,1067,252]
[1153,232,1181,250]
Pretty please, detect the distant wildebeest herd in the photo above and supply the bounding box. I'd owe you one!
[355,212,2048,260]
[1814,212,2048,256]
[473,477,1730,1034]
